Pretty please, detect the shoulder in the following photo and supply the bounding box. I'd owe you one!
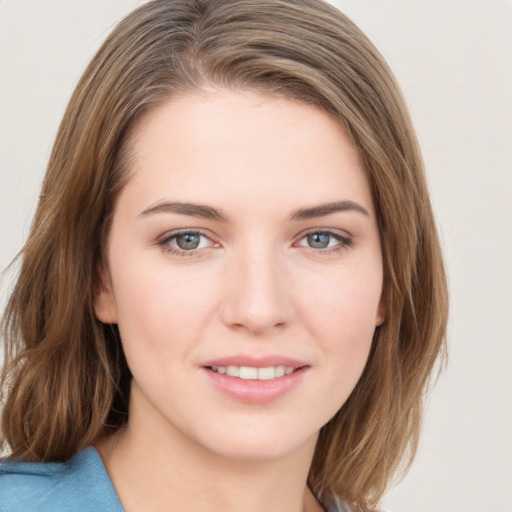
[0,447,124,512]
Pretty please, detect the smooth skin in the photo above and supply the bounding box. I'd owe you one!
[94,89,385,512]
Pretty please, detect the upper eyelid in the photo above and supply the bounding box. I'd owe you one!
[159,228,214,241]
[295,227,352,239]
[158,227,349,235]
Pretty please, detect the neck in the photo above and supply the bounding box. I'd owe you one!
[96,386,323,512]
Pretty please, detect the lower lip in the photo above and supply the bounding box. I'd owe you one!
[202,367,308,404]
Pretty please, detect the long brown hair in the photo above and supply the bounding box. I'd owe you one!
[1,0,448,509]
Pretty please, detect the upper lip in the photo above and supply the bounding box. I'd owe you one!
[201,354,308,369]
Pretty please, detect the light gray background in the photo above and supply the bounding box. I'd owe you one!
[1,1,511,510]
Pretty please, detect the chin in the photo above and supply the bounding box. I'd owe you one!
[195,422,319,464]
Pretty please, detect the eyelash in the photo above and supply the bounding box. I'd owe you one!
[157,229,216,257]
[157,229,353,257]
[295,229,354,254]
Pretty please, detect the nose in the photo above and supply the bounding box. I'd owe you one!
[219,244,292,336]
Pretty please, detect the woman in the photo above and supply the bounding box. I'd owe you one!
[0,1,448,511]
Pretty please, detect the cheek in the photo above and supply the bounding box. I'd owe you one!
[299,266,382,331]
[296,267,381,376]
[109,255,221,355]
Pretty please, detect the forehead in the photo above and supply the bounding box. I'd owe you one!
[120,89,374,217]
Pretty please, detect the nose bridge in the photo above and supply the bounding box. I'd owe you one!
[220,237,291,334]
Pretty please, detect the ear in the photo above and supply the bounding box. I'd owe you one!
[375,295,387,327]
[93,265,118,324]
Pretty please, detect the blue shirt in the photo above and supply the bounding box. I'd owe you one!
[0,447,352,511]
[0,447,123,512]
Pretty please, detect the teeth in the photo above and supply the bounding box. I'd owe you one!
[239,366,258,379]
[211,365,296,380]
[258,367,276,380]
[226,366,239,377]
[275,366,286,377]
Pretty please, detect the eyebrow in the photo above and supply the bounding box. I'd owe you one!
[138,199,369,222]
[138,201,229,222]
[289,200,370,220]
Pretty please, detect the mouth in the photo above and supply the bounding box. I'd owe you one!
[201,357,309,403]
[207,365,297,381]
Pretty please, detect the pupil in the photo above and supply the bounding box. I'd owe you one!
[177,233,200,250]
[308,233,330,249]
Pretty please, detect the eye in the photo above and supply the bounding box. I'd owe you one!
[174,233,205,251]
[305,232,334,249]
[158,230,217,255]
[296,230,353,252]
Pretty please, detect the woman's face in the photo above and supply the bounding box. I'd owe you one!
[94,90,385,462]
